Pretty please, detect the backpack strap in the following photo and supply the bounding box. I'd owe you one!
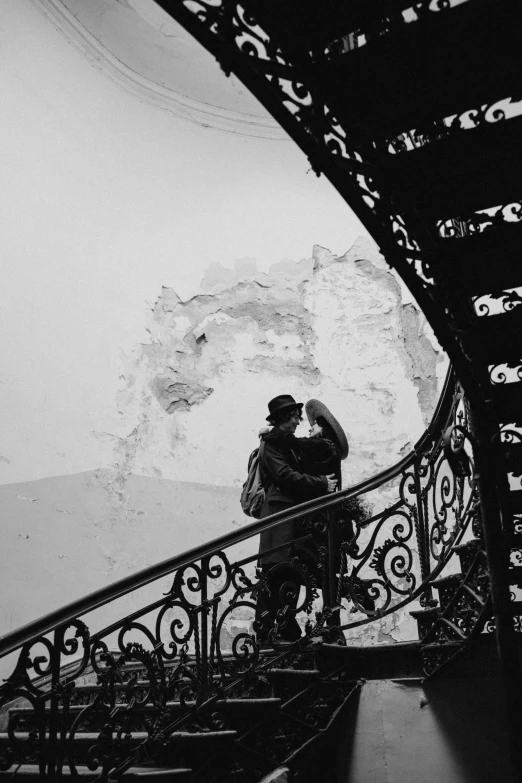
[257,440,269,490]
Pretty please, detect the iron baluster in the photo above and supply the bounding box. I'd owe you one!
[46,629,62,779]
[326,507,341,638]
[421,486,435,606]
[413,457,429,583]
[414,454,435,607]
[326,508,336,611]
[200,556,209,688]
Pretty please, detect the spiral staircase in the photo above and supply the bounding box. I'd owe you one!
[2,1,522,781]
[0,375,513,781]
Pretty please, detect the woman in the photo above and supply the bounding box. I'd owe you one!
[299,399,349,488]
[292,400,350,580]
[301,399,369,525]
[302,399,374,614]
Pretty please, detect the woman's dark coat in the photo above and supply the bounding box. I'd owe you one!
[258,428,328,566]
[298,436,342,489]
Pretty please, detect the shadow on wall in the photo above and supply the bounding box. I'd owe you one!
[338,677,511,783]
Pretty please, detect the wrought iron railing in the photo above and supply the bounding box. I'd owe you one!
[0,369,479,778]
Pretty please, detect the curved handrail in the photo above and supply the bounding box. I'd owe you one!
[0,368,454,660]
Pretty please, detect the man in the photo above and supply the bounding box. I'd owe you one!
[256,394,337,643]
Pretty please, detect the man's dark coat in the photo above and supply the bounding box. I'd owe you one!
[258,428,327,565]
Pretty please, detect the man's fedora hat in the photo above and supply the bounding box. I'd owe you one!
[305,399,349,460]
[266,394,303,422]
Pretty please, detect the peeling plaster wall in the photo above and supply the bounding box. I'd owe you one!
[115,236,446,492]
[83,237,444,651]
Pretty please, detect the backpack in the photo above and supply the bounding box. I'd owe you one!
[240,441,266,518]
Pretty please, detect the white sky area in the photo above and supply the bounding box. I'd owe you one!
[0,1,369,484]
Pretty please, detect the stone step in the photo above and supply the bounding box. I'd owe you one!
[490,383,522,427]
[258,768,290,783]
[58,673,236,699]
[380,113,522,223]
[0,729,237,768]
[316,641,423,680]
[489,381,522,418]
[509,491,522,514]
[484,602,522,626]
[319,0,522,140]
[409,607,440,641]
[452,539,482,552]
[422,640,464,652]
[430,573,463,588]
[421,634,522,678]
[508,566,522,587]
[280,678,360,731]
[451,538,482,573]
[214,697,281,712]
[429,573,463,608]
[510,535,522,555]
[421,640,467,678]
[0,765,193,780]
[10,651,266,696]
[265,668,321,681]
[431,221,522,297]
[52,662,303,697]
[9,697,281,721]
[502,440,522,473]
[465,307,522,367]
[118,651,257,669]
[0,729,236,743]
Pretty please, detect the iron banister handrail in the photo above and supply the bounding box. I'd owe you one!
[0,368,454,660]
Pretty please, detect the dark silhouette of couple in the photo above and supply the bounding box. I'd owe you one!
[256,394,349,644]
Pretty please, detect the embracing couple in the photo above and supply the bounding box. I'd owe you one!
[256,393,349,644]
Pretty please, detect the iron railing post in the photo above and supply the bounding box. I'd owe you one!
[413,457,435,606]
[327,510,335,610]
[325,508,341,636]
[46,629,62,780]
[200,556,209,688]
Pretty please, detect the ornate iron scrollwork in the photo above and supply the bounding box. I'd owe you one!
[0,372,484,776]
[323,0,469,58]
[438,199,522,240]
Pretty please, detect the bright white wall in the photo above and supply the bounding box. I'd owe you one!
[0,0,368,486]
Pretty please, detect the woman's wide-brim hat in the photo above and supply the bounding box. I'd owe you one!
[266,394,303,421]
[305,399,349,460]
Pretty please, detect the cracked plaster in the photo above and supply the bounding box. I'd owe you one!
[113,236,446,498]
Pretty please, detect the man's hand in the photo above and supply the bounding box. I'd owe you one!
[326,474,337,493]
